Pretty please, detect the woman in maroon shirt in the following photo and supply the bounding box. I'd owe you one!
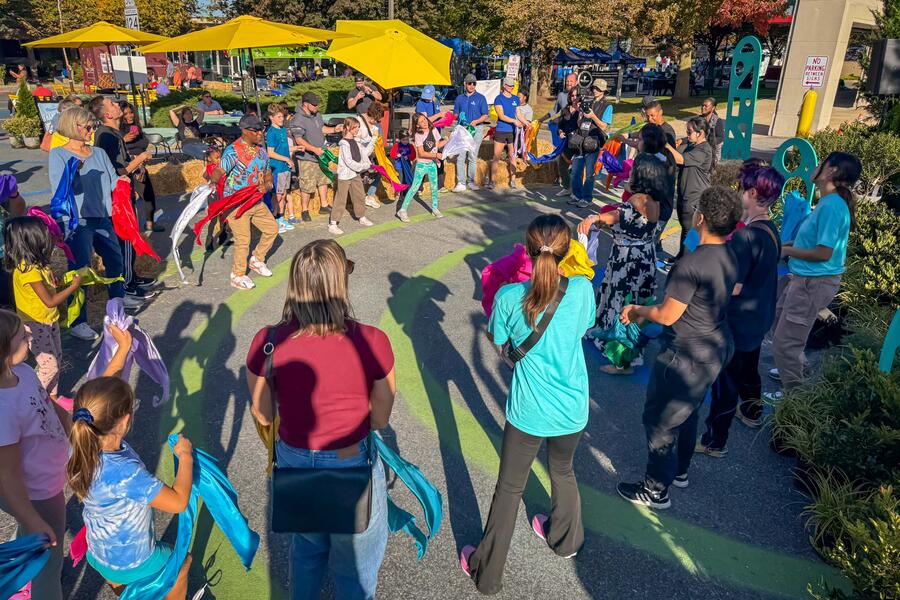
[246,239,396,598]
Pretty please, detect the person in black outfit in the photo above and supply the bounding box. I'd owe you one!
[88,96,158,302]
[557,88,584,197]
[668,116,713,260]
[120,103,163,233]
[697,163,785,455]
[616,186,741,509]
[701,97,726,163]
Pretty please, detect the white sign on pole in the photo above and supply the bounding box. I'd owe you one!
[802,55,828,87]
[506,55,521,80]
[124,0,140,30]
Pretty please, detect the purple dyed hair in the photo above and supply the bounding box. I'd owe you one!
[739,161,785,207]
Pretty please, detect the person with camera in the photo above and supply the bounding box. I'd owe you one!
[347,74,383,116]
[560,81,612,208]
[459,214,595,595]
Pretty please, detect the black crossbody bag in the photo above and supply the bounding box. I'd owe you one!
[505,277,569,364]
[263,327,374,534]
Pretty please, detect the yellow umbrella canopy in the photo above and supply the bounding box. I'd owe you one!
[137,15,352,53]
[23,21,166,48]
[327,19,451,89]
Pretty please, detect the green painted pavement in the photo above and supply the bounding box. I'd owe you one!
[377,237,848,599]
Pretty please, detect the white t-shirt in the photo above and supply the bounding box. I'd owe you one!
[0,364,68,500]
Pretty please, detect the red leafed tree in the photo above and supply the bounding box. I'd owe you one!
[696,0,786,94]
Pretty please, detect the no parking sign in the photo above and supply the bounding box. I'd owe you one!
[802,56,828,88]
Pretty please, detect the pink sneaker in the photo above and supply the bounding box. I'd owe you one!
[459,544,476,576]
[531,514,549,541]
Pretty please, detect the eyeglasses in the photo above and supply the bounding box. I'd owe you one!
[346,259,355,274]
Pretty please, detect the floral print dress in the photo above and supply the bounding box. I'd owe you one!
[594,203,658,335]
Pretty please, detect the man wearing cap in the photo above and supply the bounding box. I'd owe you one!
[347,74,383,115]
[539,72,577,196]
[451,74,489,192]
[567,78,613,207]
[210,114,278,291]
[489,76,522,189]
[291,91,344,221]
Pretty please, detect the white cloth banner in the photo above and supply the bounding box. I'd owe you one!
[476,79,501,104]
[170,184,214,283]
[440,125,478,159]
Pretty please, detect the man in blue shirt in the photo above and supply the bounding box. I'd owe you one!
[452,73,489,192]
[489,76,522,189]
[415,85,441,120]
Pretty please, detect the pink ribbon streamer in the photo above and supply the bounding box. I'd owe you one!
[372,165,409,193]
[432,112,456,129]
[26,208,75,262]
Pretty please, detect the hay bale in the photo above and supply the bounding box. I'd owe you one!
[147,159,206,196]
[441,138,558,190]
[710,160,744,189]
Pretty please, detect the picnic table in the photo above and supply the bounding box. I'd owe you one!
[202,113,243,126]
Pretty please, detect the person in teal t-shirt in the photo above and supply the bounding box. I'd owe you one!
[770,152,861,393]
[460,215,595,596]
[265,103,295,232]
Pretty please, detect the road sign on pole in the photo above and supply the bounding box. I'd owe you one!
[124,0,140,30]
[802,56,828,88]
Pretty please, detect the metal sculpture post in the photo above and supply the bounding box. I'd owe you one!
[772,137,818,203]
[722,36,762,161]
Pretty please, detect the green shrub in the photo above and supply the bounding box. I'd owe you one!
[810,486,900,600]
[148,77,355,127]
[841,200,900,308]
[14,80,39,120]
[806,124,900,198]
[2,115,41,137]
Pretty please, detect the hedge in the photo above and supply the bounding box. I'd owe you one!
[147,77,355,127]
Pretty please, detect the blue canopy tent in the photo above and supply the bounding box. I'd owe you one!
[553,48,613,65]
[610,49,646,67]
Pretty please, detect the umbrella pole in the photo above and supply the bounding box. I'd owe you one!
[249,49,261,115]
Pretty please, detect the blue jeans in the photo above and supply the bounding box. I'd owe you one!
[366,171,381,198]
[570,151,599,202]
[67,217,124,326]
[276,439,388,600]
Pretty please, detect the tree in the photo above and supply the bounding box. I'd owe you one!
[696,0,786,94]
[9,0,194,39]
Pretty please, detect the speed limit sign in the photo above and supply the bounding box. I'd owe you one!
[577,70,594,88]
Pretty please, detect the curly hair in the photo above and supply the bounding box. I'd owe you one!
[698,186,742,236]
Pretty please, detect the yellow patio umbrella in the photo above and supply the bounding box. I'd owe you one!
[22,21,166,49]
[326,19,451,89]
[24,21,168,125]
[138,16,354,113]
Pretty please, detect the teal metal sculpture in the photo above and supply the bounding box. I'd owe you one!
[772,137,818,203]
[722,36,763,161]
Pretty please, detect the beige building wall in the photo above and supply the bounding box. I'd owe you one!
[770,0,880,137]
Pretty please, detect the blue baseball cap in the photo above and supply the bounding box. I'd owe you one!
[421,85,436,100]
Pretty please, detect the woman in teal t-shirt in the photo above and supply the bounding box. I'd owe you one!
[459,215,595,595]
[770,151,861,393]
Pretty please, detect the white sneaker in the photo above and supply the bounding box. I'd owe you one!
[763,390,784,403]
[358,216,374,227]
[122,296,145,310]
[452,184,467,193]
[467,183,480,192]
[432,208,444,219]
[768,368,781,382]
[365,195,381,209]
[577,200,591,208]
[248,257,272,277]
[69,322,99,341]
[328,222,344,235]
[509,179,518,189]
[397,210,410,223]
[230,274,256,290]
[555,188,570,197]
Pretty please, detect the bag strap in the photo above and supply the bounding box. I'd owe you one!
[748,220,781,254]
[262,327,280,469]
[510,277,569,362]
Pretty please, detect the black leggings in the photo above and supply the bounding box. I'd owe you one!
[133,174,157,225]
[702,347,763,448]
[468,422,584,595]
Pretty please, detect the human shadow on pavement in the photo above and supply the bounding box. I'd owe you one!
[387,271,487,549]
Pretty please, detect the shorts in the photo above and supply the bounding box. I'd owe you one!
[298,160,330,194]
[275,171,291,195]
[494,131,515,144]
[88,542,172,585]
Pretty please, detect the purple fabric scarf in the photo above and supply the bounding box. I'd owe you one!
[87,298,170,406]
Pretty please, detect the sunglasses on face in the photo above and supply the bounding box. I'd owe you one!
[465,82,476,86]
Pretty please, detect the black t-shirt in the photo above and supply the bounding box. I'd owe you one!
[662,243,738,354]
[677,141,713,206]
[95,125,129,176]
[727,221,781,351]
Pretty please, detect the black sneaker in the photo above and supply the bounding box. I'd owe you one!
[617,481,671,509]
[133,275,160,291]
[672,473,690,488]
[125,284,158,300]
[301,210,312,222]
[320,205,332,214]
[737,400,764,428]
